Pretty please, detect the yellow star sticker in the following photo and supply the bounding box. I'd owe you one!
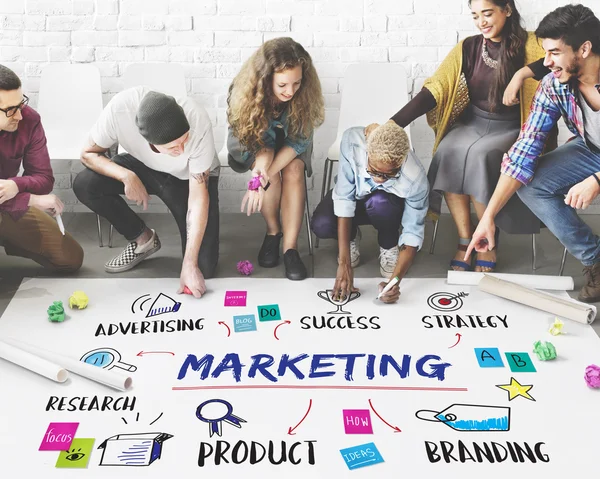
[496,377,535,402]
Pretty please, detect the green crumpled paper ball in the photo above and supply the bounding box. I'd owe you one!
[533,340,557,361]
[47,301,65,323]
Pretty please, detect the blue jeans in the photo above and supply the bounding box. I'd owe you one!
[517,137,600,266]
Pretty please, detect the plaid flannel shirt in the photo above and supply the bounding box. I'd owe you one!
[501,73,599,185]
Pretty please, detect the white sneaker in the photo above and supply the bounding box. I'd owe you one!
[337,227,361,268]
[379,245,399,279]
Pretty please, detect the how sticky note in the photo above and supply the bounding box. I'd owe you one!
[505,352,537,372]
[39,422,79,451]
[258,304,281,322]
[233,314,257,333]
[340,442,384,470]
[225,291,247,307]
[474,348,505,368]
[343,410,373,434]
[55,438,95,468]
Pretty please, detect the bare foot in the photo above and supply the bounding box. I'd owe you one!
[474,249,497,272]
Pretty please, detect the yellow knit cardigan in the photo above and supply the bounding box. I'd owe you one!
[423,32,557,155]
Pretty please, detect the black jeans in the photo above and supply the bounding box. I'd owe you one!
[73,154,220,278]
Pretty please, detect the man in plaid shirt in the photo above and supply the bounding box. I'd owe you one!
[467,4,600,302]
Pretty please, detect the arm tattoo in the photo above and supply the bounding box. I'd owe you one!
[186,209,191,241]
[191,171,210,185]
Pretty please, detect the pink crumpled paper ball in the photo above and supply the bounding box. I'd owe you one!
[237,260,254,276]
[584,364,600,388]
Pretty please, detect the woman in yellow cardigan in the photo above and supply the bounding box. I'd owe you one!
[385,0,556,272]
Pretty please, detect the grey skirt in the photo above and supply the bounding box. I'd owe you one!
[428,104,540,234]
[227,127,314,177]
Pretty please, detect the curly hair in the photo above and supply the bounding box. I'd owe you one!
[226,37,325,153]
[367,121,410,167]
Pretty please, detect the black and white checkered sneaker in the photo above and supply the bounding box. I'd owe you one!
[104,229,161,273]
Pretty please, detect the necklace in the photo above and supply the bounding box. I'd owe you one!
[482,40,498,69]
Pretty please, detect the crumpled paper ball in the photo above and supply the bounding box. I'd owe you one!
[247,176,263,191]
[237,260,254,276]
[549,318,564,336]
[533,340,557,361]
[69,291,89,310]
[584,364,600,389]
[47,301,65,322]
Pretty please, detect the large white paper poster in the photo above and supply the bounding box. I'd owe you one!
[0,277,599,478]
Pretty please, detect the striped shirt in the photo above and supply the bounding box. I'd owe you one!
[501,73,600,185]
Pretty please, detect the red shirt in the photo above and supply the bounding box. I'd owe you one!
[0,106,54,220]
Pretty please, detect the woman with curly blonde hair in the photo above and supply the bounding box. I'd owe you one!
[227,37,324,281]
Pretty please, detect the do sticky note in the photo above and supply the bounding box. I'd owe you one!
[224,291,247,307]
[340,442,384,470]
[258,304,281,322]
[56,438,95,468]
[39,422,79,451]
[474,348,505,368]
[343,410,373,434]
[233,314,257,333]
[505,352,537,372]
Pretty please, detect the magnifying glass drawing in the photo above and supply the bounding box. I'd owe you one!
[80,348,137,372]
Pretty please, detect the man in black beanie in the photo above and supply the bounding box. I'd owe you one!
[74,86,220,298]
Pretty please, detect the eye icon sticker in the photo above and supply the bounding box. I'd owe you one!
[56,438,95,469]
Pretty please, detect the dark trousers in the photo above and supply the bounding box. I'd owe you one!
[73,154,219,278]
[311,189,405,249]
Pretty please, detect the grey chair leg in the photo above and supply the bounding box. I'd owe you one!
[532,234,537,271]
[559,247,568,276]
[316,158,333,249]
[304,171,313,257]
[429,219,439,254]
[96,214,103,247]
[109,224,114,248]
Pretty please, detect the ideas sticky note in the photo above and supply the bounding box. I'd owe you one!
[39,422,79,451]
[257,304,281,322]
[340,442,384,470]
[224,291,247,307]
[55,438,95,468]
[233,314,257,333]
[343,410,373,434]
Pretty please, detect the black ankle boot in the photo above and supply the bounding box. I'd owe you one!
[258,232,283,268]
[283,249,307,281]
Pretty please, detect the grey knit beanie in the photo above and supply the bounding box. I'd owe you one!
[135,91,190,145]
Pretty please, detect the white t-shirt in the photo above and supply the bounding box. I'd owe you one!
[90,86,220,180]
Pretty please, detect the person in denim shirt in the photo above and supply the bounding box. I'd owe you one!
[467,4,600,303]
[311,121,429,303]
[227,37,324,281]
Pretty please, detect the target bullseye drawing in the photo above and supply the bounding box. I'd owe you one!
[427,292,468,312]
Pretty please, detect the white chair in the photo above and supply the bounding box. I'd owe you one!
[99,63,188,247]
[37,64,105,244]
[317,63,412,248]
[218,137,315,263]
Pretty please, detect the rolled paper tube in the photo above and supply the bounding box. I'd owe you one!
[3,338,133,391]
[0,340,68,383]
[478,275,596,324]
[447,271,575,291]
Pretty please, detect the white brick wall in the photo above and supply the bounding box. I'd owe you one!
[1,0,599,213]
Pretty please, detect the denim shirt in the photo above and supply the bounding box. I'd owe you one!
[332,127,430,250]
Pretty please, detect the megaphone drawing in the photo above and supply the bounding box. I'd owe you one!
[146,293,181,318]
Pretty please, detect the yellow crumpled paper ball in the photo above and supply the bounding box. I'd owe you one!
[69,291,89,310]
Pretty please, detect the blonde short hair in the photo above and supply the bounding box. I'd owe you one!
[367,121,410,167]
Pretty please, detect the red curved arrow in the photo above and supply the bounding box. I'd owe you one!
[288,399,312,435]
[218,321,231,337]
[274,320,291,340]
[448,333,462,349]
[136,351,175,357]
[368,399,401,432]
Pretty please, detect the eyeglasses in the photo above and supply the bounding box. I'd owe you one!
[0,94,29,118]
[366,166,401,181]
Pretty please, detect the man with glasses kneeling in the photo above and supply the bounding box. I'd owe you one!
[0,65,83,273]
[311,121,429,304]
